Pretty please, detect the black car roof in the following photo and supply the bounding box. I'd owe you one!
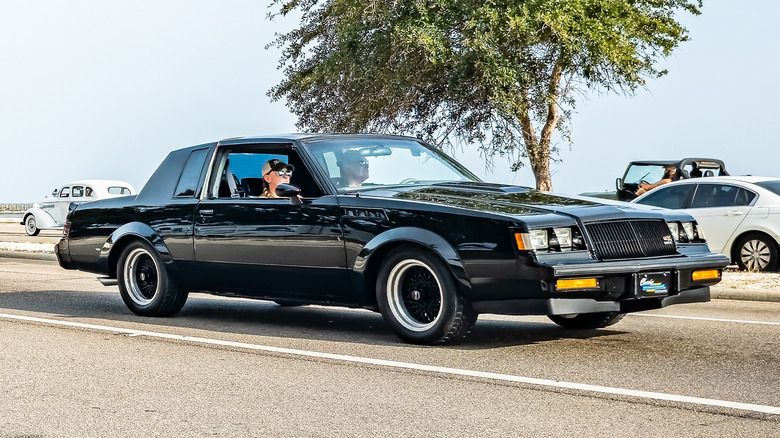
[216,133,420,146]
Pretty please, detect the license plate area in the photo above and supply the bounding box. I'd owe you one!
[634,271,671,298]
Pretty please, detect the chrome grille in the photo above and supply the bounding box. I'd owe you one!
[585,219,676,260]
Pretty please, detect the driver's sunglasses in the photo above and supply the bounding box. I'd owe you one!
[350,159,368,166]
[274,169,293,177]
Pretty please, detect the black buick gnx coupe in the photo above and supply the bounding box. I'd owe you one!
[57,134,729,344]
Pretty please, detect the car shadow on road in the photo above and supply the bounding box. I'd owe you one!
[0,289,625,350]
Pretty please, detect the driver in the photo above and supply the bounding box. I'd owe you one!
[337,150,369,187]
[260,159,294,198]
[636,165,676,196]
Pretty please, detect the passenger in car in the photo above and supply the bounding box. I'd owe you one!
[260,159,294,198]
[636,165,677,196]
[337,150,369,187]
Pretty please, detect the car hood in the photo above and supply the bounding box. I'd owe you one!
[357,182,679,223]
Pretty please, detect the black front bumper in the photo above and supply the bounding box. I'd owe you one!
[472,286,710,315]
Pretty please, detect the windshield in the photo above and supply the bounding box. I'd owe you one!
[755,180,780,196]
[304,138,480,192]
[623,164,668,185]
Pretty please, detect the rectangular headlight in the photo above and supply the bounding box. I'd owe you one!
[553,228,573,248]
[529,229,549,250]
[682,222,695,241]
[667,222,679,241]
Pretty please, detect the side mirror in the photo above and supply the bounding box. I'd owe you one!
[275,184,302,205]
[615,178,622,191]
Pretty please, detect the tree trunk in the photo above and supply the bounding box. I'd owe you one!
[517,62,563,192]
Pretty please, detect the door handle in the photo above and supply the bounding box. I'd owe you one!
[200,209,214,217]
[725,210,744,216]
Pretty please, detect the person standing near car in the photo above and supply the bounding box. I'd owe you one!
[636,165,677,196]
[260,159,294,198]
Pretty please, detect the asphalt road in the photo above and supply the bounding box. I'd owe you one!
[0,257,778,437]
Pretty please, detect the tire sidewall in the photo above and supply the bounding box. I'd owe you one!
[376,247,460,344]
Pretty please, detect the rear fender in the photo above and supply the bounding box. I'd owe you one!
[22,208,58,229]
[100,222,176,278]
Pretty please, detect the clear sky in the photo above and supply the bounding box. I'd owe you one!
[1,1,777,202]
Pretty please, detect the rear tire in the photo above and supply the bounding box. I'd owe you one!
[117,240,187,316]
[548,312,625,329]
[24,215,40,236]
[734,233,779,272]
[376,246,477,345]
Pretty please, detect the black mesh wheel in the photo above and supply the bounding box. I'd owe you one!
[117,240,188,316]
[377,246,476,345]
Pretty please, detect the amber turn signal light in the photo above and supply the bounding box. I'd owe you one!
[692,270,720,281]
[514,233,528,250]
[556,278,598,290]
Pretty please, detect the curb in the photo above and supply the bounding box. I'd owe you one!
[0,250,57,261]
[710,288,780,303]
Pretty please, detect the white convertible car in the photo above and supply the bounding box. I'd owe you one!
[22,180,135,236]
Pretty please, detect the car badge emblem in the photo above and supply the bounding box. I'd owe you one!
[663,235,673,245]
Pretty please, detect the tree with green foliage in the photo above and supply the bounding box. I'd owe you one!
[268,0,701,190]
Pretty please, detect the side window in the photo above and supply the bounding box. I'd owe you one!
[735,188,757,206]
[85,187,94,197]
[636,184,695,209]
[174,148,209,197]
[59,187,71,198]
[107,186,132,195]
[690,184,739,208]
[208,145,323,199]
[71,186,84,198]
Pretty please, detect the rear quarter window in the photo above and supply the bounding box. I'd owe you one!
[174,148,209,197]
[108,186,132,195]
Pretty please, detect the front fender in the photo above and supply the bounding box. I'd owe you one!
[22,208,58,229]
[354,226,471,293]
[99,222,176,277]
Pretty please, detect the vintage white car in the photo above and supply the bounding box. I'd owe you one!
[22,180,135,236]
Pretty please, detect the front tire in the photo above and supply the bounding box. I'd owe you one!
[24,215,40,236]
[735,233,779,272]
[376,246,476,345]
[117,240,187,316]
[548,312,625,329]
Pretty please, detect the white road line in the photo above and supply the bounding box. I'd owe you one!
[2,312,778,416]
[633,313,780,326]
